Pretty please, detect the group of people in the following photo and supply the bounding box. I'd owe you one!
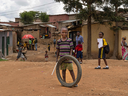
[28,38,38,51]
[16,26,128,87]
[16,38,38,61]
[55,27,110,87]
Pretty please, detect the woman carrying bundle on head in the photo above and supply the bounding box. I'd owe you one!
[121,36,128,61]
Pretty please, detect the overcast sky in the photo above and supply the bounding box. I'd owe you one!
[0,0,68,22]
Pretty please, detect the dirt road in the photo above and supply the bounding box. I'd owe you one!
[0,44,128,96]
[0,59,128,96]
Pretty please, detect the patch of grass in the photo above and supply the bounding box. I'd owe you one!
[0,58,7,61]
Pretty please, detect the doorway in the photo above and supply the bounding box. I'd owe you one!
[2,37,5,55]
[6,37,10,55]
[69,31,77,48]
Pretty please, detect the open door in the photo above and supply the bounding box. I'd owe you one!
[2,37,4,55]
[6,37,10,55]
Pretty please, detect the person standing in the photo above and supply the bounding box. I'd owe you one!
[56,27,77,87]
[75,41,83,64]
[45,51,48,62]
[29,38,32,50]
[48,44,50,52]
[95,32,109,69]
[53,38,56,47]
[76,32,84,46]
[35,38,38,51]
[32,39,35,50]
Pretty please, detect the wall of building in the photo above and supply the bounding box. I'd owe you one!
[68,14,76,20]
[24,24,40,29]
[12,32,17,52]
[49,14,69,29]
[8,32,13,55]
[82,22,115,58]
[0,31,13,57]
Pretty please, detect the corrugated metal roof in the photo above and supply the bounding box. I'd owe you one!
[40,25,46,27]
[58,19,79,23]
[0,29,12,32]
[47,24,56,28]
[0,22,19,26]
[0,23,11,26]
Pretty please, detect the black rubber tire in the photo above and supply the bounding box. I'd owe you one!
[56,55,82,87]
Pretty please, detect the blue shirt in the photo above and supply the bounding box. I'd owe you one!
[76,35,84,45]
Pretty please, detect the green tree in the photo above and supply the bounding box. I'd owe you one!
[20,11,34,24]
[55,0,103,59]
[20,11,48,24]
[96,0,128,59]
[29,11,40,21]
[39,12,49,22]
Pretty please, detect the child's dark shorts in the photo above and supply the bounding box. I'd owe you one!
[98,48,105,59]
[76,51,83,58]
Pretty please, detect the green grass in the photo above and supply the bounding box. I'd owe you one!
[0,58,7,61]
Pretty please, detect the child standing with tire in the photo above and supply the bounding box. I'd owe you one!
[56,27,78,87]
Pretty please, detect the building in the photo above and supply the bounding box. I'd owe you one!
[49,14,76,30]
[67,20,128,59]
[0,29,13,58]
[19,23,56,44]
[0,22,19,53]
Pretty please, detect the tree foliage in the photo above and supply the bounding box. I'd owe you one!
[39,12,49,22]
[96,0,128,58]
[20,11,34,24]
[20,11,49,24]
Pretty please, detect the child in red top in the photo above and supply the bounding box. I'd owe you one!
[45,51,48,62]
[75,41,83,64]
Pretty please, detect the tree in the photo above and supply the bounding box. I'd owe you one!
[20,11,34,24]
[20,11,48,24]
[96,0,128,59]
[29,11,40,22]
[55,0,103,59]
[39,12,49,22]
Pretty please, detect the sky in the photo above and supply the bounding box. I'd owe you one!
[0,0,67,22]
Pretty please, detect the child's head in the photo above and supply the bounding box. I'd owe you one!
[45,51,48,54]
[78,41,81,44]
[61,27,68,38]
[99,32,104,38]
[122,36,126,40]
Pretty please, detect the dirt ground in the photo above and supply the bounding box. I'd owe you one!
[0,44,128,96]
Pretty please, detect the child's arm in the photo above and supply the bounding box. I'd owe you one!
[70,48,73,55]
[56,49,60,62]
[100,45,107,49]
